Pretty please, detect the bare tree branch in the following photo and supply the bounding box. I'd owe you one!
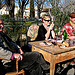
[0,0,5,9]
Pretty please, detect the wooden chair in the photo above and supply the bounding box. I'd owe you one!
[27,24,39,41]
[0,58,25,75]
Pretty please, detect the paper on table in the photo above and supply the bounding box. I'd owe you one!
[39,42,52,46]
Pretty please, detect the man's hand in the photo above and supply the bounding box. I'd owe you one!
[14,53,23,61]
[67,36,75,39]
[19,48,24,54]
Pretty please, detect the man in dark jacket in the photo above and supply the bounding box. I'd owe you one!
[0,18,50,75]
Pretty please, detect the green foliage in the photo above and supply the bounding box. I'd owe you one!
[51,7,70,36]
[51,7,70,25]
[2,14,9,21]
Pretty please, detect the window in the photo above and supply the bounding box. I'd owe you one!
[0,11,2,14]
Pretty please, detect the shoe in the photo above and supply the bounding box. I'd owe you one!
[41,64,50,70]
[43,69,50,75]
[45,73,50,75]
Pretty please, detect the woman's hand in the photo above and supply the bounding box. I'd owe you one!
[45,23,55,40]
[49,23,54,31]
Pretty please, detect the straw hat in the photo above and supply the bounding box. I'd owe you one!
[69,12,75,18]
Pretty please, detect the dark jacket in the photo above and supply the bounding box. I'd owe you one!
[0,31,49,75]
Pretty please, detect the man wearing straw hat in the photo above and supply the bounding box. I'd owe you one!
[61,12,75,39]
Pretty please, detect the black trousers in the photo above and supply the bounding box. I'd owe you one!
[0,61,6,75]
[4,51,50,75]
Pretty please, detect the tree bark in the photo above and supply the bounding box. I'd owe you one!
[30,0,35,18]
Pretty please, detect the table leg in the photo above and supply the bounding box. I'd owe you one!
[50,62,56,75]
[50,55,56,75]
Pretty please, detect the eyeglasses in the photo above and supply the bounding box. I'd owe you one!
[0,23,3,25]
[44,20,51,22]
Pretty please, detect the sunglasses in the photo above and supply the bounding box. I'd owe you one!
[0,23,3,25]
[71,17,75,18]
[44,20,51,22]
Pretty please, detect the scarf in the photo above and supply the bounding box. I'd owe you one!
[70,21,75,26]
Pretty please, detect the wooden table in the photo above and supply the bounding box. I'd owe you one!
[29,41,75,75]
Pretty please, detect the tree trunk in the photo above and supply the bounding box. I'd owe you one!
[9,5,15,18]
[9,0,15,18]
[30,0,35,18]
[37,5,41,19]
